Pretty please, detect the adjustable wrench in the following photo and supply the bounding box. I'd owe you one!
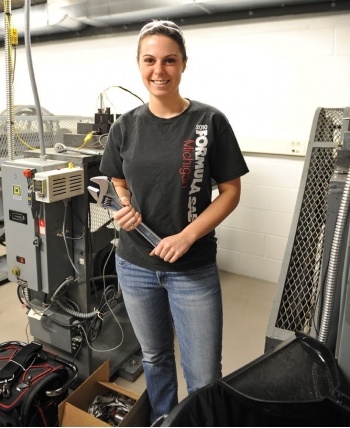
[88,176,161,247]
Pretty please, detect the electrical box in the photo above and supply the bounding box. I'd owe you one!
[1,157,75,293]
[33,166,84,202]
[27,300,81,354]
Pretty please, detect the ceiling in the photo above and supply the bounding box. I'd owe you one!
[1,1,350,42]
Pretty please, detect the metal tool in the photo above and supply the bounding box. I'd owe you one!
[54,142,102,156]
[88,176,161,247]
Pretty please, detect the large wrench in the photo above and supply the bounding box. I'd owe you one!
[88,176,161,247]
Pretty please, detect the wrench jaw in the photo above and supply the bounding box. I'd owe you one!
[88,176,124,210]
[87,185,115,210]
[89,176,111,205]
[87,185,100,204]
[90,176,115,200]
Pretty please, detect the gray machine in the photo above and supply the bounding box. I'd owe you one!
[1,144,142,384]
[266,107,350,388]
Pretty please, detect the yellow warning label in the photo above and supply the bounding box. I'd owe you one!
[13,185,21,197]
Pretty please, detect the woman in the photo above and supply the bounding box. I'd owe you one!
[100,20,249,423]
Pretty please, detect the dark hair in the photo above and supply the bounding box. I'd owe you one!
[137,20,188,62]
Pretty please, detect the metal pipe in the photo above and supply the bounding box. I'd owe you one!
[24,0,46,158]
[4,0,14,160]
[318,164,350,344]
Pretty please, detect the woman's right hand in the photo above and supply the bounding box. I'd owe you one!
[112,178,141,231]
[114,197,142,231]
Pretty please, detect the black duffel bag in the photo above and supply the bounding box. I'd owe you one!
[0,341,78,426]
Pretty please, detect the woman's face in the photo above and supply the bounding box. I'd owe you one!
[138,35,186,99]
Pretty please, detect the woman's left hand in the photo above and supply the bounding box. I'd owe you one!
[149,233,192,263]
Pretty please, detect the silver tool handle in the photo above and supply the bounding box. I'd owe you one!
[105,198,161,248]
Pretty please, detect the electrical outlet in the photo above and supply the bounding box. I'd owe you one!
[290,141,305,155]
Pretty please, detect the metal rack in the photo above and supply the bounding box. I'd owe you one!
[265,107,346,350]
[0,115,93,159]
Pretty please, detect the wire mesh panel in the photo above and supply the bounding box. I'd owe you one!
[89,203,117,233]
[265,108,345,350]
[0,115,93,158]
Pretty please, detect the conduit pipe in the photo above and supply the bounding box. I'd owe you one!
[4,0,14,160]
[24,0,46,158]
[318,164,350,344]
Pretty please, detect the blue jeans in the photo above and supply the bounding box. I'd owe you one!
[115,255,223,423]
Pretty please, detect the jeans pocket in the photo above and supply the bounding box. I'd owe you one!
[115,254,128,268]
[186,263,218,276]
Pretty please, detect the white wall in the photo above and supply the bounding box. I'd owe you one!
[1,10,350,283]
[216,154,304,283]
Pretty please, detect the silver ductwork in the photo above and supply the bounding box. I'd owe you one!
[0,0,348,39]
[0,2,85,36]
[49,0,208,27]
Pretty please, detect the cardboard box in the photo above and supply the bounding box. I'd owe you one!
[59,360,150,427]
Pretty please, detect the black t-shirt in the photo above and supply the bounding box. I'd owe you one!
[100,100,249,272]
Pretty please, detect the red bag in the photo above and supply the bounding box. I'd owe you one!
[0,341,77,426]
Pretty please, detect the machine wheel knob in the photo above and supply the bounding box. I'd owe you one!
[11,266,20,277]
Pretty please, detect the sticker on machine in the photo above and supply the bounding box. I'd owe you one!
[12,184,21,200]
[38,219,46,235]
